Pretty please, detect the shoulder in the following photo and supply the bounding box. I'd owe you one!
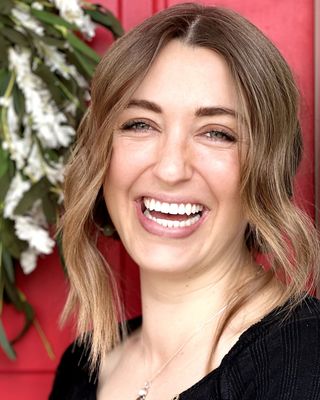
[248,295,320,341]
[49,317,142,400]
[222,296,320,399]
[49,340,97,400]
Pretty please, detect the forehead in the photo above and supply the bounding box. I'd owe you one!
[131,40,238,113]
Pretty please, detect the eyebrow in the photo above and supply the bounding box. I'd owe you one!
[126,99,238,118]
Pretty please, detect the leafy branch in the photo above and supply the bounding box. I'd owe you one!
[0,0,123,360]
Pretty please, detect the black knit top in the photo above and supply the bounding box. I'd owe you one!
[49,296,320,399]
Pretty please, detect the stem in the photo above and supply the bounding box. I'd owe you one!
[33,318,55,360]
[4,71,15,99]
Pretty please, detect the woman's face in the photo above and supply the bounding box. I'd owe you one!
[104,40,248,275]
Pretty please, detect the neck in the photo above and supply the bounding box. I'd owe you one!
[138,249,255,370]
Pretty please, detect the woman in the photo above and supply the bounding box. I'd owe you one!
[50,3,320,400]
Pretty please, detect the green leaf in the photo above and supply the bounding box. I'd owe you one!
[43,148,60,163]
[56,230,66,271]
[33,60,56,83]
[2,249,14,284]
[33,62,66,107]
[10,294,34,344]
[0,14,14,28]
[64,50,90,80]
[38,35,66,48]
[0,0,14,15]
[41,21,64,39]
[0,69,10,97]
[0,38,9,68]
[3,279,34,344]
[0,318,16,360]
[12,84,25,121]
[66,31,100,63]
[58,74,78,98]
[84,8,124,37]
[14,177,49,215]
[31,9,77,30]
[0,272,4,315]
[1,27,29,47]
[42,193,57,224]
[0,159,14,204]
[0,173,11,205]
[3,274,23,311]
[0,218,28,259]
[0,146,9,178]
[72,49,96,77]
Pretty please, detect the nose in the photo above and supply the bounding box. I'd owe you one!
[152,131,193,185]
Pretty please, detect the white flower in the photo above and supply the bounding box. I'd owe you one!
[11,201,55,274]
[4,173,31,219]
[11,6,44,36]
[15,215,55,255]
[20,248,38,274]
[0,96,10,107]
[84,90,91,101]
[31,2,44,11]
[8,47,76,149]
[23,142,65,184]
[28,199,48,229]
[4,99,33,170]
[6,96,19,135]
[64,102,77,115]
[23,143,44,182]
[44,159,65,184]
[49,0,96,38]
[36,41,87,88]
[2,141,8,150]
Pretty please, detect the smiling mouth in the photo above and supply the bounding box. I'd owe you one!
[141,197,205,228]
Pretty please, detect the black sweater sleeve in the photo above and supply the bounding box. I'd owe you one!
[49,341,97,400]
[226,300,320,400]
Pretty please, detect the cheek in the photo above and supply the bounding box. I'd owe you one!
[196,148,241,199]
[104,138,155,194]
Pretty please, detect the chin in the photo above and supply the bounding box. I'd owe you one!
[123,238,205,276]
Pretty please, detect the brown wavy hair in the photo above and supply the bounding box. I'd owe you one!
[60,3,320,370]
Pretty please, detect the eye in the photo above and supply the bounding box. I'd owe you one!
[203,129,236,143]
[120,120,154,132]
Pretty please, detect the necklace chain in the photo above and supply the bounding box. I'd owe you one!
[135,300,232,400]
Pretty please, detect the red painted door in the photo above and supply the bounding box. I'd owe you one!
[0,1,315,399]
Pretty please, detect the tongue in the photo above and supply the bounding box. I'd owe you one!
[149,210,194,221]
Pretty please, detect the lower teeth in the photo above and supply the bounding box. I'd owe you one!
[144,210,200,228]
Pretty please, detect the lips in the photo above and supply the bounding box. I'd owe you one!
[136,196,209,238]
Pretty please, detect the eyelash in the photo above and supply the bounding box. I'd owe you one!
[204,130,236,142]
[120,120,154,132]
[120,120,236,142]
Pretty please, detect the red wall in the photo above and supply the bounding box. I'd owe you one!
[0,1,315,398]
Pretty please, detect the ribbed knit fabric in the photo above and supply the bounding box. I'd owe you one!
[49,296,320,400]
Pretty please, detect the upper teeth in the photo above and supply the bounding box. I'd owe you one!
[144,198,203,215]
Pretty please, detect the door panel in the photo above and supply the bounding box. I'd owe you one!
[0,1,315,399]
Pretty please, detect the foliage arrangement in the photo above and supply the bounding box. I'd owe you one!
[0,0,123,360]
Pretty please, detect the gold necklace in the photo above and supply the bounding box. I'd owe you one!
[135,300,232,400]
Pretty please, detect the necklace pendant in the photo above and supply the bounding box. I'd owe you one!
[136,381,150,400]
